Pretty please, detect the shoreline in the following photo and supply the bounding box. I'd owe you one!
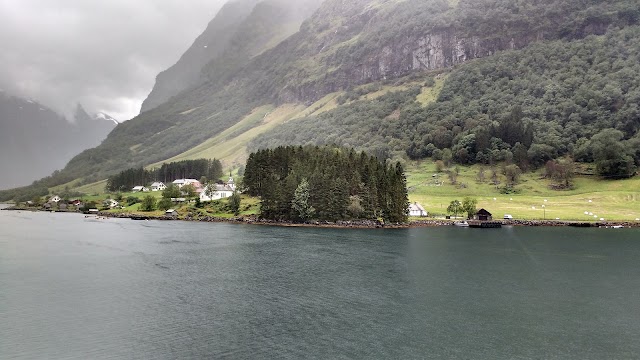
[4,207,638,229]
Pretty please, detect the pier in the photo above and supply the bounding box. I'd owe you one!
[468,220,502,228]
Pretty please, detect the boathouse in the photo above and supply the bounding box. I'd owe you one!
[474,209,493,221]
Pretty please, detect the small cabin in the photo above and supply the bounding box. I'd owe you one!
[474,209,493,221]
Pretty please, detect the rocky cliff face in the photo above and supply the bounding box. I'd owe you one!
[272,0,627,104]
[283,28,580,103]
[350,32,532,83]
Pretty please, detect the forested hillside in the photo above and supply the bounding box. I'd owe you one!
[2,0,640,200]
[252,27,640,178]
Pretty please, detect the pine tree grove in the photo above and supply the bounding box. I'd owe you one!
[244,146,409,223]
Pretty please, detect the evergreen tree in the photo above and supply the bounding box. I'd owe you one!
[244,146,409,222]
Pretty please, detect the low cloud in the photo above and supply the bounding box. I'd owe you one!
[0,0,227,121]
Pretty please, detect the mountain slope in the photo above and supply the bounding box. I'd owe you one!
[250,26,640,166]
[141,0,322,113]
[4,0,640,199]
[140,0,262,113]
[0,94,116,189]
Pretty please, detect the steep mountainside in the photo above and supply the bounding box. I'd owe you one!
[140,0,261,113]
[3,0,640,199]
[0,93,116,189]
[141,0,322,113]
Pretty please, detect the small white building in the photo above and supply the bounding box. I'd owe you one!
[103,199,120,209]
[165,209,179,218]
[48,195,61,203]
[172,179,200,189]
[150,182,166,192]
[200,183,235,202]
[408,203,427,217]
[132,186,149,192]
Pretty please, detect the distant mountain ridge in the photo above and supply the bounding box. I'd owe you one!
[0,93,116,189]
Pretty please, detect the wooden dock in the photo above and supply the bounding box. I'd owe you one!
[468,220,502,228]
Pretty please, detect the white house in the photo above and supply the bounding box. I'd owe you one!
[408,203,427,217]
[200,183,235,202]
[103,199,120,209]
[132,186,149,192]
[150,182,166,192]
[48,195,61,203]
[172,179,200,189]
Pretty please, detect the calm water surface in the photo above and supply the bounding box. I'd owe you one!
[1,208,639,359]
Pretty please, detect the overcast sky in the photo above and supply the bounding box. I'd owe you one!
[0,0,227,121]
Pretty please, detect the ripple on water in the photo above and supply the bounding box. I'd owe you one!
[1,213,640,359]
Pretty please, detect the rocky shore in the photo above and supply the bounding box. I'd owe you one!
[97,211,640,228]
[99,212,406,228]
[4,206,639,228]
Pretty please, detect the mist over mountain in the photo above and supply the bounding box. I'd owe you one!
[0,1,226,121]
[141,0,323,113]
[0,92,116,189]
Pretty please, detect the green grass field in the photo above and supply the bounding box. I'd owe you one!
[406,161,640,221]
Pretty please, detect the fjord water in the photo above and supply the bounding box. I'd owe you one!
[2,209,639,359]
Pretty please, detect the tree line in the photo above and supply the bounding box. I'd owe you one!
[105,159,223,192]
[243,146,409,223]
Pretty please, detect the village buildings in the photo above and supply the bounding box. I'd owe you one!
[199,177,237,202]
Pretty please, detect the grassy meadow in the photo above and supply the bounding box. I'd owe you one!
[406,161,640,221]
